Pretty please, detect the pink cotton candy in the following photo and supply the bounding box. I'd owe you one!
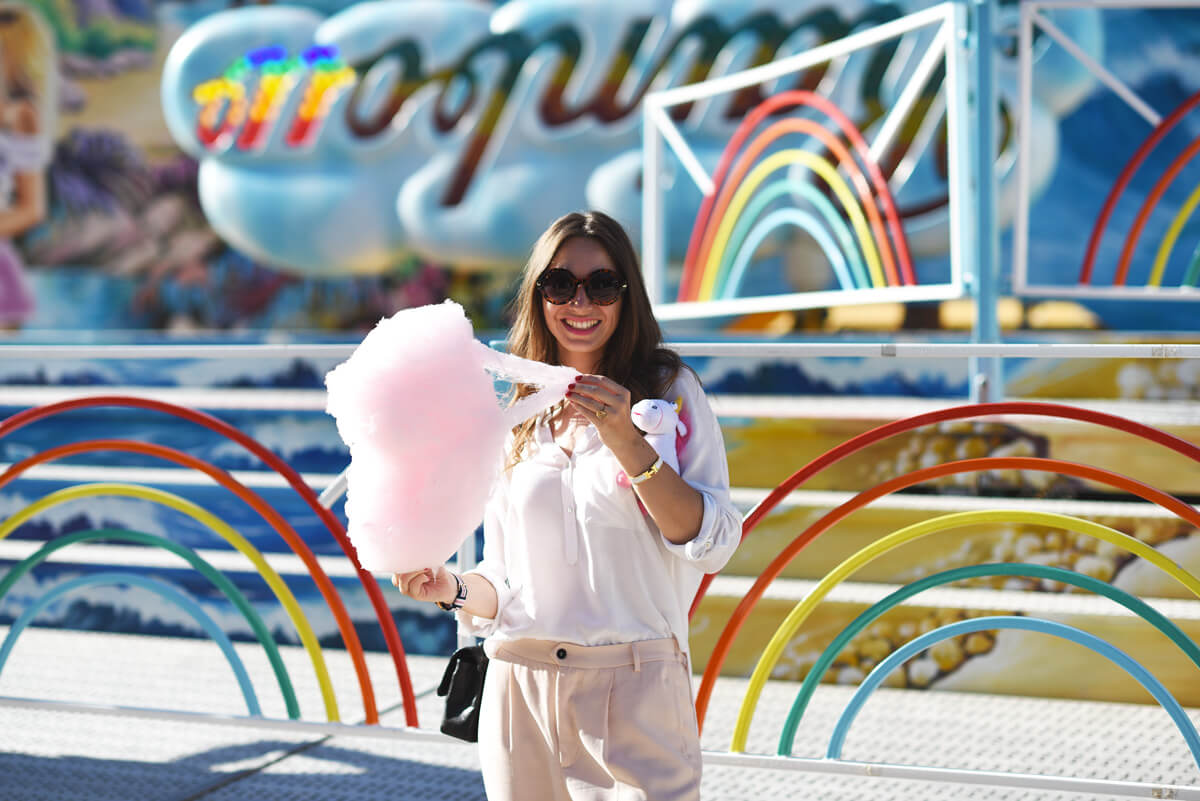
[325,300,575,573]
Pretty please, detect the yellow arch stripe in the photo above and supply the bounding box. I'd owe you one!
[731,509,1200,752]
[1150,180,1200,287]
[0,483,340,721]
[700,149,885,299]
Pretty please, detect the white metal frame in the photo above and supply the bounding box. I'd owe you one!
[642,2,969,321]
[1013,0,1200,300]
[1,696,1198,799]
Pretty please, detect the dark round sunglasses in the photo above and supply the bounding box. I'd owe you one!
[536,268,627,306]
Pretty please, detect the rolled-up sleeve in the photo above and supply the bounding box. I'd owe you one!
[658,371,742,574]
[456,480,515,638]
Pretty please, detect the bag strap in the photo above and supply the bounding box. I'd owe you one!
[437,644,488,696]
[437,649,463,697]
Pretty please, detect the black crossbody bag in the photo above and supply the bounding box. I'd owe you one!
[437,644,489,742]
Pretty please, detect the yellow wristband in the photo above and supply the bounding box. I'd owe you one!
[630,455,664,485]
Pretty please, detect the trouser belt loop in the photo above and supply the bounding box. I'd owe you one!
[633,644,642,672]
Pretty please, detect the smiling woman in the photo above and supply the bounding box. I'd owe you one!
[538,238,625,371]
[392,210,742,801]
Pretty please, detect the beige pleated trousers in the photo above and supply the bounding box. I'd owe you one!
[478,637,702,801]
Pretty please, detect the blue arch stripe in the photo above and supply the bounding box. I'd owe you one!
[723,207,854,299]
[781,563,1200,754]
[827,616,1200,769]
[0,571,262,716]
[717,178,867,293]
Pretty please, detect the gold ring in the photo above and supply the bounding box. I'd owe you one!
[597,405,608,419]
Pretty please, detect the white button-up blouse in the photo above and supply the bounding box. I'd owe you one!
[459,368,741,659]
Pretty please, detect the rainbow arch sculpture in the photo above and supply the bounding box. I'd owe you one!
[0,395,418,727]
[688,400,1200,773]
[678,90,914,303]
[0,484,335,718]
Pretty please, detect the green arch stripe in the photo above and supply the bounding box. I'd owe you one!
[778,562,1200,755]
[0,571,261,716]
[0,483,339,721]
[724,207,853,296]
[717,177,868,292]
[733,509,1200,752]
[0,528,300,719]
[1185,240,1200,287]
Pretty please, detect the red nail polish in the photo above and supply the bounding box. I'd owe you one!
[568,382,575,390]
[575,375,583,381]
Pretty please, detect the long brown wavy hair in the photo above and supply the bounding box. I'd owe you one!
[506,211,683,466]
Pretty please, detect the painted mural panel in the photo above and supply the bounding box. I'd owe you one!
[1,0,1199,716]
[0,0,1196,333]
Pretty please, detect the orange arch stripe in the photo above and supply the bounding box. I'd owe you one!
[695,117,899,298]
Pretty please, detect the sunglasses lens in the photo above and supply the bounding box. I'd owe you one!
[539,269,577,304]
[585,271,624,305]
[538,268,625,305]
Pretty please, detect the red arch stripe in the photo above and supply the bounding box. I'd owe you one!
[1080,89,1200,284]
[1115,134,1200,286]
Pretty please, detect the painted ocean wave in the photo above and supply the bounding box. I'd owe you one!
[0,407,349,476]
[0,479,348,554]
[0,560,456,656]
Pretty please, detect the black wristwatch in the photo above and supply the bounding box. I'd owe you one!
[436,572,468,611]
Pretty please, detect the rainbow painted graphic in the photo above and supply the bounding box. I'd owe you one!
[192,44,356,151]
[677,90,914,303]
[1080,89,1200,291]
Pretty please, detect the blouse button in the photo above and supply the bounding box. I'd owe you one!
[556,648,567,660]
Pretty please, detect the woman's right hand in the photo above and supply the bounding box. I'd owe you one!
[392,565,457,606]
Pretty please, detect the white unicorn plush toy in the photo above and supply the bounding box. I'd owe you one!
[629,397,688,474]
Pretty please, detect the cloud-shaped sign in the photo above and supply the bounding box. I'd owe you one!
[161,0,1101,279]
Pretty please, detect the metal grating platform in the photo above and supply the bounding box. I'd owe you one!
[0,626,1196,800]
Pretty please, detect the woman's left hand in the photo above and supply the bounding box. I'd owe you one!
[566,374,639,447]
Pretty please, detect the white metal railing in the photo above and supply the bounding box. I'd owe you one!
[1,341,1198,361]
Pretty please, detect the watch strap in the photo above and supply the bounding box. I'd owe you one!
[436,572,468,611]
